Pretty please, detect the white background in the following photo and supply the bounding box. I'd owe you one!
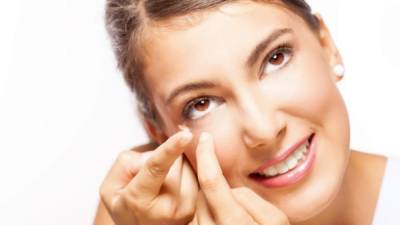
[0,0,399,224]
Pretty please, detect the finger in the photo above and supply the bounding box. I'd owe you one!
[188,215,198,225]
[195,191,215,225]
[232,187,289,225]
[163,155,184,197]
[126,130,193,202]
[100,149,145,209]
[158,156,198,221]
[175,157,198,218]
[196,132,249,224]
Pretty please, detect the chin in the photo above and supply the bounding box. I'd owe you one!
[275,145,350,223]
[284,183,340,223]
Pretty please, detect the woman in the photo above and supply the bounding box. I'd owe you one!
[94,0,398,225]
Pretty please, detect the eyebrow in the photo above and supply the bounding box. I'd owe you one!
[246,28,293,68]
[165,28,293,105]
[166,81,217,105]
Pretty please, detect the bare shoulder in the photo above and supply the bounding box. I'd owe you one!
[351,150,387,165]
[350,149,388,182]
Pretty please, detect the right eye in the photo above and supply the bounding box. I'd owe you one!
[182,96,224,120]
[262,44,293,76]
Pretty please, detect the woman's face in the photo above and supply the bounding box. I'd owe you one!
[141,1,350,222]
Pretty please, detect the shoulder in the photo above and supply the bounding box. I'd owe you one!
[350,150,387,172]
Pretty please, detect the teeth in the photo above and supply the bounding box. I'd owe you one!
[293,149,304,160]
[259,143,309,177]
[265,167,278,176]
[276,162,289,174]
[286,156,298,170]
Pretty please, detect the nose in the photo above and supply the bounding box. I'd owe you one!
[238,95,286,150]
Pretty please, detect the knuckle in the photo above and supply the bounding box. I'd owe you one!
[121,189,149,212]
[109,195,124,213]
[99,185,107,200]
[117,150,142,175]
[126,188,142,202]
[158,209,175,220]
[175,204,196,220]
[146,160,168,177]
[154,201,178,220]
[199,176,221,191]
[116,150,133,166]
[99,181,113,204]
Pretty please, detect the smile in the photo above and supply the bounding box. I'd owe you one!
[249,133,316,188]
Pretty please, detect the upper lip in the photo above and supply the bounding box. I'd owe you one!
[251,133,313,174]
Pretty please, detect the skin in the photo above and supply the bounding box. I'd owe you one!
[96,1,387,225]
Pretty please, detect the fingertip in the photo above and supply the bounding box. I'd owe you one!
[178,124,190,132]
[181,130,193,140]
[197,132,214,155]
[178,130,193,146]
[199,132,211,142]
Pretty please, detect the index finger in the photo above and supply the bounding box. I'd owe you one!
[196,132,249,223]
[99,144,156,209]
[126,130,193,201]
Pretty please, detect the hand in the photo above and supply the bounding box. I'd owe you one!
[99,131,199,225]
[189,132,290,225]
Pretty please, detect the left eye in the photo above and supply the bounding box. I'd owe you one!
[263,46,293,74]
[182,96,223,120]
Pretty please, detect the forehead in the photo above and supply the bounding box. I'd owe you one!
[141,1,308,98]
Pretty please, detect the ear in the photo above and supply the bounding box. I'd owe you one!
[314,13,344,82]
[143,118,168,145]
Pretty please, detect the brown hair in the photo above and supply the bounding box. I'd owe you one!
[105,0,320,127]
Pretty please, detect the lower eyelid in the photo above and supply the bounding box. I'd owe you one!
[182,97,224,120]
[182,97,210,118]
[263,51,293,75]
[262,45,293,67]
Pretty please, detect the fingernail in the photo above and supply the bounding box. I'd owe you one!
[178,124,190,132]
[179,131,193,145]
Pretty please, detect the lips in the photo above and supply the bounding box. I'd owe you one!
[249,133,316,188]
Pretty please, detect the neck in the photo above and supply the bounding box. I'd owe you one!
[294,150,387,225]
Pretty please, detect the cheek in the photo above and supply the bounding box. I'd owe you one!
[262,55,350,220]
[267,52,345,125]
[269,53,350,156]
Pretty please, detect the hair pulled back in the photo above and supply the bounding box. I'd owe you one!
[105,0,319,126]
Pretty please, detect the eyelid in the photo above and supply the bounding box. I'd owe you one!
[259,42,293,77]
[181,96,223,121]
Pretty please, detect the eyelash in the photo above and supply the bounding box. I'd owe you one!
[181,43,294,121]
[260,43,293,77]
[181,96,224,121]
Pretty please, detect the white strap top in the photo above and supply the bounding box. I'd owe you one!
[372,156,400,225]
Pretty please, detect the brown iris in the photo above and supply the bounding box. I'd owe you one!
[194,99,210,111]
[269,52,285,65]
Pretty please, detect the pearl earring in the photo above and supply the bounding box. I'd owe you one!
[334,64,345,77]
